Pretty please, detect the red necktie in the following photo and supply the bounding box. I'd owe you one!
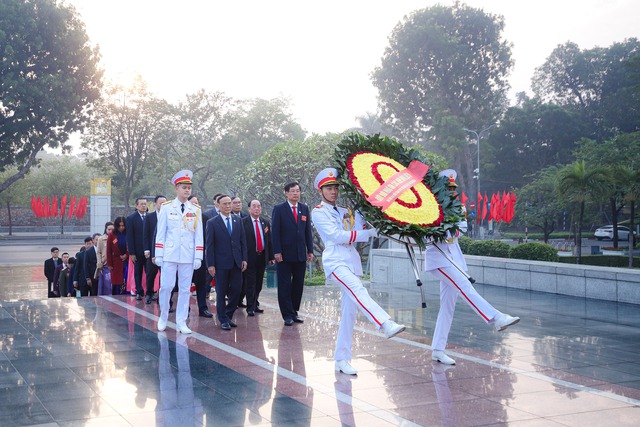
[292,205,298,223]
[255,219,263,252]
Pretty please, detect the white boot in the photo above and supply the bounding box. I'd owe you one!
[432,350,456,365]
[382,320,406,338]
[492,313,520,331]
[335,360,358,375]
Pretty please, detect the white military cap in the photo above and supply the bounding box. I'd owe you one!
[314,168,339,190]
[172,170,193,186]
[438,169,458,187]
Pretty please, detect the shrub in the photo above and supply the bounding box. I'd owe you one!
[458,236,474,253]
[464,240,511,258]
[557,255,640,268]
[509,242,559,262]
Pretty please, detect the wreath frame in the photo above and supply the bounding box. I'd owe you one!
[334,133,463,247]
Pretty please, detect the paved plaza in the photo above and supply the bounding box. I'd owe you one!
[0,240,639,426]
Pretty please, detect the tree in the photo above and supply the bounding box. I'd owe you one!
[575,132,640,247]
[0,0,102,194]
[484,96,590,189]
[532,39,640,139]
[372,2,513,195]
[557,161,608,263]
[516,167,564,243]
[0,168,28,235]
[81,79,171,207]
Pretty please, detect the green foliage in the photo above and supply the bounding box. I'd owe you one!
[509,242,559,262]
[0,0,102,194]
[334,133,463,247]
[458,236,474,253]
[557,255,640,268]
[464,240,511,258]
[372,3,512,191]
[516,166,564,242]
[304,270,328,286]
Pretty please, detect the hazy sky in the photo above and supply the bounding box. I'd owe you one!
[68,0,640,135]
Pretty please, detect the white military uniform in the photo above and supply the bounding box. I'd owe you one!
[424,182,500,351]
[155,198,204,328]
[312,201,392,361]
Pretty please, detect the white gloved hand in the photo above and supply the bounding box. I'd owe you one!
[193,259,201,270]
[155,257,163,267]
[367,228,379,239]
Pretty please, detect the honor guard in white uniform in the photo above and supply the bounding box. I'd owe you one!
[154,170,204,334]
[311,168,406,375]
[424,169,520,365]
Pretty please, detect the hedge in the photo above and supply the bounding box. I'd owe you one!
[509,242,559,262]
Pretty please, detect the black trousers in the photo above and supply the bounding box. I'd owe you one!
[192,264,209,314]
[244,256,266,312]
[276,261,306,320]
[133,255,146,295]
[215,267,242,323]
[146,257,159,296]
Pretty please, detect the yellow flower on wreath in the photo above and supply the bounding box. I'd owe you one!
[347,152,443,227]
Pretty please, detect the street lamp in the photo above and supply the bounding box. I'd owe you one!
[463,124,496,237]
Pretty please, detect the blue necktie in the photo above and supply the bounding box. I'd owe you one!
[226,217,232,235]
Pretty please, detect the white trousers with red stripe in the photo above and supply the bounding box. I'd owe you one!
[332,266,391,361]
[430,266,499,351]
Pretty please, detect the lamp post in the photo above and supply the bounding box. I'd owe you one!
[463,124,496,238]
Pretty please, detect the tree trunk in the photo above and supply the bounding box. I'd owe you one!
[576,202,584,264]
[6,201,12,236]
[630,201,636,269]
[611,197,619,248]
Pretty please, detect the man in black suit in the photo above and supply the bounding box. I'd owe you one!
[83,233,100,295]
[271,182,314,326]
[44,247,60,297]
[189,195,213,318]
[231,196,249,219]
[203,193,222,220]
[143,195,166,304]
[242,199,274,316]
[53,252,69,297]
[126,197,149,300]
[206,194,248,330]
[73,239,92,296]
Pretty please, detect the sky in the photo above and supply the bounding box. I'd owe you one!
[66,0,640,136]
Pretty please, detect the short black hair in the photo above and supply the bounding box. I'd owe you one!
[248,199,260,208]
[154,195,166,203]
[135,197,147,205]
[213,193,222,202]
[68,257,76,265]
[84,236,92,243]
[61,252,69,257]
[284,182,300,192]
[51,247,59,253]
[217,194,230,202]
[188,195,197,201]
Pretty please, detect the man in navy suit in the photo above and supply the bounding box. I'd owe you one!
[143,195,166,304]
[126,197,149,300]
[271,182,314,326]
[44,247,60,297]
[206,194,248,330]
[83,233,100,295]
[242,199,274,316]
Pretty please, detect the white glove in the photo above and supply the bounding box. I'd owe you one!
[193,259,201,270]
[155,257,163,267]
[367,228,379,239]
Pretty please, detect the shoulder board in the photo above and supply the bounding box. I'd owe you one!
[191,202,200,208]
[315,205,322,209]
[162,200,172,205]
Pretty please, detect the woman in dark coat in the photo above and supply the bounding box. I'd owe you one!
[107,216,129,294]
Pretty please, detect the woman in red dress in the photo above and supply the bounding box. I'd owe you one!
[107,216,129,295]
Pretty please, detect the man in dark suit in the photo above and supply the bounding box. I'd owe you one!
[242,199,274,316]
[53,252,69,297]
[44,247,60,297]
[231,196,249,219]
[143,195,166,304]
[189,195,213,318]
[206,194,248,330]
[271,182,314,326]
[83,233,100,295]
[73,240,91,296]
[203,193,222,219]
[126,197,149,300]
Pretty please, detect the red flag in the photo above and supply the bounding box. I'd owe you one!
[43,196,51,217]
[505,192,517,223]
[477,193,483,223]
[51,196,58,218]
[460,191,468,208]
[482,192,488,220]
[68,196,76,218]
[60,195,68,218]
[75,197,88,218]
[494,193,502,222]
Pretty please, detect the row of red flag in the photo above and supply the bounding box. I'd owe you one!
[30,195,89,219]
[460,191,517,223]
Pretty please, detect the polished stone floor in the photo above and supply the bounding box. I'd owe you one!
[1,263,639,426]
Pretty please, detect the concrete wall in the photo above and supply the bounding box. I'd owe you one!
[370,248,640,305]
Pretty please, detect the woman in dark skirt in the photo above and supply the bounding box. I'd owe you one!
[107,216,129,295]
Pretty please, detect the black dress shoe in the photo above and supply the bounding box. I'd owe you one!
[145,295,152,304]
[238,302,247,308]
[151,293,158,301]
[199,310,213,318]
[293,316,304,324]
[228,320,238,327]
[255,308,264,313]
[136,294,142,301]
[247,311,255,317]
[220,322,231,330]
[284,318,294,326]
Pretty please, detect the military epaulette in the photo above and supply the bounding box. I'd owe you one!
[191,202,200,208]
[315,205,322,209]
[162,200,172,205]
